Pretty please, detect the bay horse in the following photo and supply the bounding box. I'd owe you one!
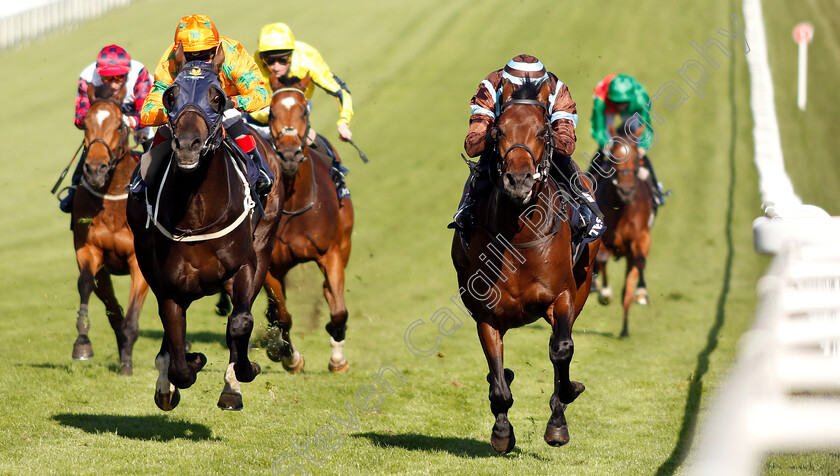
[451,79,599,453]
[260,80,354,373]
[126,43,283,411]
[70,83,149,376]
[591,127,654,338]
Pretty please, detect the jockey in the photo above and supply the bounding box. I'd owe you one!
[137,14,273,197]
[249,22,353,198]
[60,44,152,213]
[450,54,604,240]
[590,73,667,208]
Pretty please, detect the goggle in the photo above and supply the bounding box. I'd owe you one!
[101,74,127,83]
[262,54,291,66]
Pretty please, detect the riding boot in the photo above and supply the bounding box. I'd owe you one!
[232,134,274,197]
[448,152,491,234]
[640,155,667,208]
[59,152,87,213]
[556,156,603,240]
[330,158,351,199]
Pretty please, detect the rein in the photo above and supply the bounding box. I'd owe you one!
[83,99,130,176]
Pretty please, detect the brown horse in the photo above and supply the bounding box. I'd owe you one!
[71,84,149,376]
[261,82,354,373]
[591,128,654,338]
[451,79,599,453]
[126,44,283,411]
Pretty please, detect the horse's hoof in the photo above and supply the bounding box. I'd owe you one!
[217,391,243,411]
[572,380,586,396]
[119,361,133,376]
[490,432,516,454]
[72,336,94,360]
[234,361,261,382]
[266,341,286,363]
[185,352,207,373]
[328,358,349,374]
[598,294,612,305]
[282,353,305,374]
[154,387,180,411]
[544,424,571,447]
[635,290,649,305]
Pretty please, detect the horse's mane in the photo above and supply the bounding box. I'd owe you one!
[510,78,545,101]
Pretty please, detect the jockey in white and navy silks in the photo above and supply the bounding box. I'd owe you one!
[451,54,604,241]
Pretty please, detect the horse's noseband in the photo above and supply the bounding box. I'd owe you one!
[494,99,553,185]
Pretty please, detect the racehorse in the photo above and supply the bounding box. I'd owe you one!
[591,127,654,338]
[126,43,283,411]
[260,81,354,373]
[451,79,599,453]
[70,83,149,376]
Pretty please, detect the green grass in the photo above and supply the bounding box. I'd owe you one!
[0,0,836,474]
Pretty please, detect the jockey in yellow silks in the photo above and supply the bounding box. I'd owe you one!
[249,22,354,198]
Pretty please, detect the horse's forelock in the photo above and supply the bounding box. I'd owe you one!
[510,78,545,101]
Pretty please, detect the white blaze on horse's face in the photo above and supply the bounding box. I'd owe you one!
[280,97,297,110]
[94,108,111,127]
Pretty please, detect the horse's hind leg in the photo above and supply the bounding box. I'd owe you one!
[263,270,304,372]
[121,260,150,375]
[477,320,516,454]
[92,268,137,375]
[545,295,585,447]
[319,249,349,373]
[621,235,649,338]
[72,247,102,361]
[634,233,652,306]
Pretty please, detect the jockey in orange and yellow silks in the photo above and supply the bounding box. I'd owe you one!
[134,14,274,198]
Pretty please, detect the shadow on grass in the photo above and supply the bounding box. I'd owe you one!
[354,432,545,459]
[655,23,739,476]
[52,413,219,441]
[571,328,617,339]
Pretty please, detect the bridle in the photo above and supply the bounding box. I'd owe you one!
[169,104,224,157]
[269,87,311,159]
[83,98,129,176]
[491,98,554,192]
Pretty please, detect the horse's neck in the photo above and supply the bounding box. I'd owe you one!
[283,150,316,203]
[105,151,134,194]
[489,182,560,239]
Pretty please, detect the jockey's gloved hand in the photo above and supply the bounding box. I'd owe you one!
[122,115,138,129]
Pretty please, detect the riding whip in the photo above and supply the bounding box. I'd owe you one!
[345,138,369,163]
[51,140,85,195]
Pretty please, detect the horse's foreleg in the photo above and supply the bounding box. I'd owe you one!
[545,293,584,447]
[159,298,205,389]
[154,338,179,411]
[227,268,261,385]
[263,270,303,372]
[72,247,102,361]
[634,232,652,306]
[319,249,349,373]
[620,254,642,338]
[596,247,612,305]
[477,320,515,454]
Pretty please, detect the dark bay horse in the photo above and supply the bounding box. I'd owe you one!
[126,44,283,411]
[71,84,149,375]
[261,83,354,373]
[451,79,599,453]
[592,128,654,338]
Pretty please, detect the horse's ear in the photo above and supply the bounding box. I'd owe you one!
[500,80,514,103]
[210,44,225,73]
[537,80,551,104]
[87,82,96,101]
[163,84,179,114]
[174,42,186,71]
[299,73,311,90]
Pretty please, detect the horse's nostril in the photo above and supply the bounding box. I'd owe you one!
[190,139,201,150]
[173,138,181,150]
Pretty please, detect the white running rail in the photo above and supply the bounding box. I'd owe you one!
[0,0,132,50]
[687,0,840,474]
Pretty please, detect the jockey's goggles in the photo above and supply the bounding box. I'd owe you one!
[261,53,291,65]
[101,74,127,83]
